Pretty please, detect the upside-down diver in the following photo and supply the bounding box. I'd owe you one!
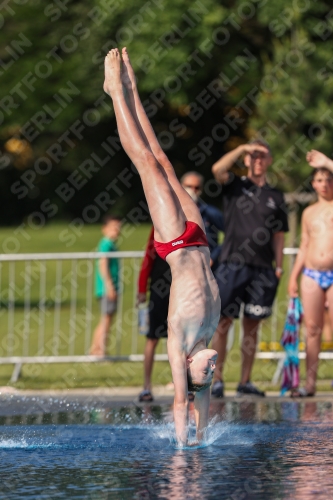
[103,47,220,446]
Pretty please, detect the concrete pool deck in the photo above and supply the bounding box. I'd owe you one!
[0,385,332,406]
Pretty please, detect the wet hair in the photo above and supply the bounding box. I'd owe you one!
[311,167,333,180]
[248,138,272,155]
[102,214,122,226]
[187,368,212,393]
[180,171,204,188]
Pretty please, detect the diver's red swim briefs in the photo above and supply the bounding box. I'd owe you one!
[153,221,208,260]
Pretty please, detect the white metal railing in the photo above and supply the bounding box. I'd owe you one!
[0,251,163,382]
[0,248,332,383]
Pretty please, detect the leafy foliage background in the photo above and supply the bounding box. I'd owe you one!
[1,0,333,224]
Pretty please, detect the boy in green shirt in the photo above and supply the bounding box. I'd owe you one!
[90,214,122,356]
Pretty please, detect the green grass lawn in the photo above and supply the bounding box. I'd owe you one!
[0,222,332,391]
[0,222,153,359]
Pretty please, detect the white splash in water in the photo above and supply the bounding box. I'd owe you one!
[0,439,29,449]
[145,416,254,450]
[0,431,59,450]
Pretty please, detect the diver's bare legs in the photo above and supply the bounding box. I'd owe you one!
[121,47,203,231]
[103,49,184,243]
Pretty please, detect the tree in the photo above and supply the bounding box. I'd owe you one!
[1,0,332,224]
[248,0,333,191]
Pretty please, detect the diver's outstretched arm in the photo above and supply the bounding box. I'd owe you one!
[193,387,210,443]
[168,338,189,447]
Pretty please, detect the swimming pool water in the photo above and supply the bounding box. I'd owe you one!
[1,397,333,499]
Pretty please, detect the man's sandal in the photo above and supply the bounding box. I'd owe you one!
[290,388,315,398]
[138,390,154,402]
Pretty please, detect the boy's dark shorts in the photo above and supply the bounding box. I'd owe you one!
[214,263,279,320]
[147,288,169,340]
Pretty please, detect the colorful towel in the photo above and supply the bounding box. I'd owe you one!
[280,297,303,395]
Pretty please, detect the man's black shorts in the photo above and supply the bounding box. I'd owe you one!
[147,287,169,339]
[214,263,279,320]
